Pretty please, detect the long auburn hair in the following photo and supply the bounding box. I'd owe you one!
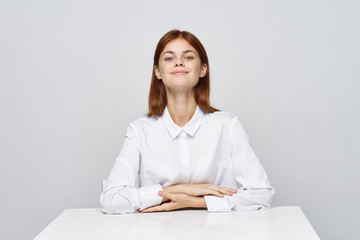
[147,30,219,117]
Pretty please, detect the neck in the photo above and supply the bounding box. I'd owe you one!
[166,90,197,127]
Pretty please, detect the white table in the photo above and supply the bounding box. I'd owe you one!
[34,206,320,240]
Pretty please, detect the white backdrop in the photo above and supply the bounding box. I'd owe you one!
[1,0,359,239]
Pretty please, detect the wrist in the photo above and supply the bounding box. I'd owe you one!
[191,196,207,209]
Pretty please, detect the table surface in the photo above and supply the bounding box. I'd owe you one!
[34,206,320,240]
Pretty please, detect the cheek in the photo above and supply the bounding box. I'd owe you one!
[191,62,202,75]
[158,63,171,74]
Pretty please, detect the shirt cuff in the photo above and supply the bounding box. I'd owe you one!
[204,195,232,212]
[139,184,163,210]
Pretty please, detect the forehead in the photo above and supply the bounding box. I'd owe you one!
[162,38,197,54]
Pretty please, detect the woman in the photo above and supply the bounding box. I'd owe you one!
[100,30,275,214]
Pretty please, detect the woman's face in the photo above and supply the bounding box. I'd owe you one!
[155,38,207,93]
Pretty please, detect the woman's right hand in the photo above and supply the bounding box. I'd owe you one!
[162,184,237,201]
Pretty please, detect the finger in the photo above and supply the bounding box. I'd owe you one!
[223,187,238,193]
[217,189,237,195]
[140,205,165,213]
[206,187,237,197]
[210,186,238,194]
[140,202,173,213]
[207,190,225,198]
[213,186,238,192]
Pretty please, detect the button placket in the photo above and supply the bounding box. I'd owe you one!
[179,131,190,183]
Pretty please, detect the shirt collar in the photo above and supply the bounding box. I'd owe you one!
[161,105,205,139]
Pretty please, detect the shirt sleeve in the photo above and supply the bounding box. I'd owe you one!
[100,123,163,214]
[204,117,275,212]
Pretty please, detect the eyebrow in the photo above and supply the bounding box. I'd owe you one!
[162,50,196,56]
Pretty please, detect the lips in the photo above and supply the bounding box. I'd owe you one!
[172,71,188,75]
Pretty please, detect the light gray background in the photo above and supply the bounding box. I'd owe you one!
[1,0,359,239]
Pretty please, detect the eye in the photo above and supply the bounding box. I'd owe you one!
[165,57,173,61]
[184,56,194,60]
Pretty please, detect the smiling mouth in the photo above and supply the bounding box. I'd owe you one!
[172,71,188,75]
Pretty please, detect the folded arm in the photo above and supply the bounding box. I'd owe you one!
[140,184,238,213]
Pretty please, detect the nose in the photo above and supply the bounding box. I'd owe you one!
[175,58,184,67]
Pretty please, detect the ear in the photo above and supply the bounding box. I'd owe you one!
[154,65,161,80]
[200,63,207,78]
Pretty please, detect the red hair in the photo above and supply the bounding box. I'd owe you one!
[147,30,219,117]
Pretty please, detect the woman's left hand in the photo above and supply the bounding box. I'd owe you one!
[139,191,206,213]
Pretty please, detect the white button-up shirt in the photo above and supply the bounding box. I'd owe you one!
[101,106,275,213]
